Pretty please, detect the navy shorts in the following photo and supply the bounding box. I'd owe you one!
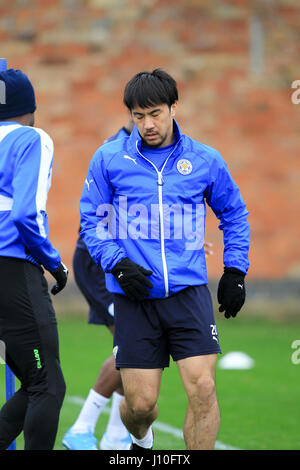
[113,285,221,369]
[73,246,114,326]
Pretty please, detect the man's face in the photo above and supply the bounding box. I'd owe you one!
[131,102,177,148]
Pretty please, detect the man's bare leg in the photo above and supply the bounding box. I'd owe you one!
[177,354,220,450]
[119,368,162,443]
[93,355,122,396]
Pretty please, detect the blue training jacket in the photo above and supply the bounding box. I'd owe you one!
[0,122,61,271]
[80,120,250,299]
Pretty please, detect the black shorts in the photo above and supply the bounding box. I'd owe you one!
[73,246,114,326]
[113,285,222,369]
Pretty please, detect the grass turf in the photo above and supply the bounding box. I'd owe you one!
[1,312,300,450]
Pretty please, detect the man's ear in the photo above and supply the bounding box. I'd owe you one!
[170,101,178,117]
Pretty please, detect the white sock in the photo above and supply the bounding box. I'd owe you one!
[72,389,110,434]
[105,391,129,440]
[131,426,153,449]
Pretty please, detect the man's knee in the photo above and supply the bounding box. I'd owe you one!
[26,363,66,408]
[124,394,157,418]
[190,374,217,406]
[121,368,161,420]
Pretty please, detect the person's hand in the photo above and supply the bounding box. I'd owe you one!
[112,257,153,301]
[204,241,213,258]
[50,262,68,295]
[217,267,246,319]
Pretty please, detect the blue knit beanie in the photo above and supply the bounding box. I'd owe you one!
[0,69,36,119]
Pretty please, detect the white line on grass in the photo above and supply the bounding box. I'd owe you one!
[66,395,241,450]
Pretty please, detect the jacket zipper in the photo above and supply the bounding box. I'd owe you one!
[157,171,169,297]
[135,140,180,297]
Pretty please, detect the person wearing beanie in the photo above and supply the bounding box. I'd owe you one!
[0,68,68,450]
[0,69,36,122]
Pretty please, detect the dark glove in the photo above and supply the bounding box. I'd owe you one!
[112,257,153,301]
[217,267,246,319]
[50,262,68,295]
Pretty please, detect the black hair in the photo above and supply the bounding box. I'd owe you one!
[123,69,178,110]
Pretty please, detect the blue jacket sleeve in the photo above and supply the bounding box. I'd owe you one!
[79,150,127,272]
[204,150,250,274]
[11,128,61,272]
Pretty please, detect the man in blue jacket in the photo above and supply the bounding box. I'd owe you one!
[63,119,214,451]
[0,69,68,450]
[80,69,250,450]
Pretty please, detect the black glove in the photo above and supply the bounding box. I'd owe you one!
[112,257,153,301]
[50,262,68,295]
[217,267,246,319]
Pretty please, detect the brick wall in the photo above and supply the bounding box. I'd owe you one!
[1,0,300,280]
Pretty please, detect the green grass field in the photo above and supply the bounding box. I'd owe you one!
[1,310,300,450]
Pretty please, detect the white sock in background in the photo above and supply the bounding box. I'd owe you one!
[72,389,110,434]
[131,426,153,449]
[105,391,129,440]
